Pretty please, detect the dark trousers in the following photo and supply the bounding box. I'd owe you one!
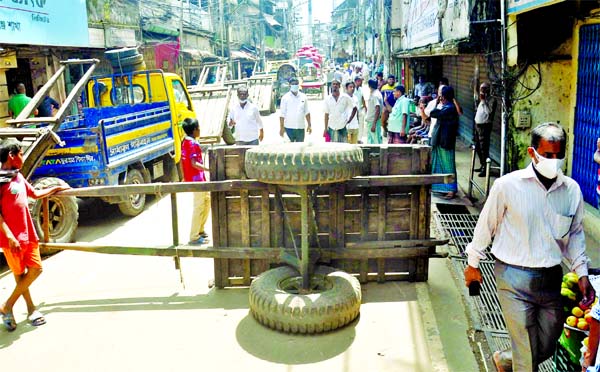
[474,123,492,167]
[285,128,305,142]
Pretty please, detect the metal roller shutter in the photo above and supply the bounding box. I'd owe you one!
[442,55,502,163]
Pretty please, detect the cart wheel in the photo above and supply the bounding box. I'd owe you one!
[29,177,79,244]
[118,168,146,216]
[244,142,363,185]
[249,265,361,334]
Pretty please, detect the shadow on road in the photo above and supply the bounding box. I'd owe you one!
[37,288,250,314]
[236,314,357,364]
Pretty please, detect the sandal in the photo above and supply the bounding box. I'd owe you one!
[28,310,46,327]
[2,311,17,332]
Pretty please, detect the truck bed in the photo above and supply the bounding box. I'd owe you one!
[33,101,175,187]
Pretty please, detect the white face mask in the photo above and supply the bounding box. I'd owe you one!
[239,99,247,104]
[532,149,564,179]
[290,85,299,93]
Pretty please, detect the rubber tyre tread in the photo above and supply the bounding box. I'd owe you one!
[105,47,139,60]
[245,143,363,185]
[249,265,361,334]
[117,168,146,216]
[109,53,144,67]
[29,177,78,244]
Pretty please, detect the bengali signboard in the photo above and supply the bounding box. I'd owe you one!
[0,0,89,47]
[406,0,439,49]
[507,0,565,14]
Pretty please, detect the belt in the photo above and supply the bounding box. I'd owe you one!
[494,257,561,272]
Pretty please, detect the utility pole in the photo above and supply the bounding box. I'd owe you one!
[260,0,266,71]
[179,0,186,82]
[308,0,313,45]
[219,0,225,58]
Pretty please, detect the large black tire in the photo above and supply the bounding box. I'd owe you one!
[249,265,361,334]
[109,53,144,67]
[105,47,139,60]
[245,142,363,185]
[29,177,78,243]
[117,168,146,216]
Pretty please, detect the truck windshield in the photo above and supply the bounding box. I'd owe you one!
[171,80,191,110]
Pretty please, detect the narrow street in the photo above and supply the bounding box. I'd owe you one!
[0,97,481,372]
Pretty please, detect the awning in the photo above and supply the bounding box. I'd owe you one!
[263,13,283,32]
[181,48,218,61]
[393,38,476,58]
[230,50,257,61]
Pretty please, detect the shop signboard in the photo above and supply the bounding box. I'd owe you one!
[507,0,565,14]
[406,0,439,49]
[0,0,89,47]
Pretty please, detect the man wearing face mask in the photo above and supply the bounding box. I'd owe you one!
[279,77,311,142]
[228,86,264,145]
[464,122,596,372]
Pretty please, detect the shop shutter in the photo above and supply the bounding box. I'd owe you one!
[572,24,600,208]
[443,55,502,163]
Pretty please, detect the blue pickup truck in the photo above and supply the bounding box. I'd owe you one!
[3,60,197,243]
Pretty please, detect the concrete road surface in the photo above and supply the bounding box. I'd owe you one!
[0,96,481,372]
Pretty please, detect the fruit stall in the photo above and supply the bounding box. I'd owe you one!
[557,271,599,370]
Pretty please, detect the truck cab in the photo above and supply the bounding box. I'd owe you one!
[26,64,197,243]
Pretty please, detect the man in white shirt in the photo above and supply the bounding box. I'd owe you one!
[353,76,367,143]
[464,123,596,372]
[279,77,312,142]
[344,81,360,144]
[473,82,497,177]
[323,79,356,143]
[365,78,382,144]
[228,87,264,145]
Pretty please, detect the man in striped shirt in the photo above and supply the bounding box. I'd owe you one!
[464,122,596,371]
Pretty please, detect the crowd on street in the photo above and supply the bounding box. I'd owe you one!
[2,58,600,372]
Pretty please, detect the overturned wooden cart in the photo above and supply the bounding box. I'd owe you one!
[39,143,451,334]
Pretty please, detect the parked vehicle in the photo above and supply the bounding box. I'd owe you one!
[1,58,197,243]
[273,63,297,105]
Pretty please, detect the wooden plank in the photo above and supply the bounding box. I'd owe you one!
[208,150,223,288]
[329,185,337,248]
[346,239,448,249]
[379,146,389,175]
[52,174,452,199]
[41,243,431,260]
[359,190,369,283]
[336,184,345,247]
[272,186,284,247]
[216,148,230,287]
[410,188,419,239]
[240,189,251,285]
[257,189,272,273]
[377,188,386,283]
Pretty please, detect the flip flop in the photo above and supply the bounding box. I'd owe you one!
[2,312,17,332]
[28,310,46,327]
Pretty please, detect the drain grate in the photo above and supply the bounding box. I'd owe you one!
[434,212,494,260]
[453,258,506,331]
[485,332,554,372]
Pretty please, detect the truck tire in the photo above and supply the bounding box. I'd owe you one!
[244,143,363,185]
[249,265,361,334]
[109,53,144,67]
[29,177,78,244]
[105,47,139,60]
[118,168,146,216]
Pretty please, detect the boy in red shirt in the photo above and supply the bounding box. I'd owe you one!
[0,140,69,331]
[181,118,211,245]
